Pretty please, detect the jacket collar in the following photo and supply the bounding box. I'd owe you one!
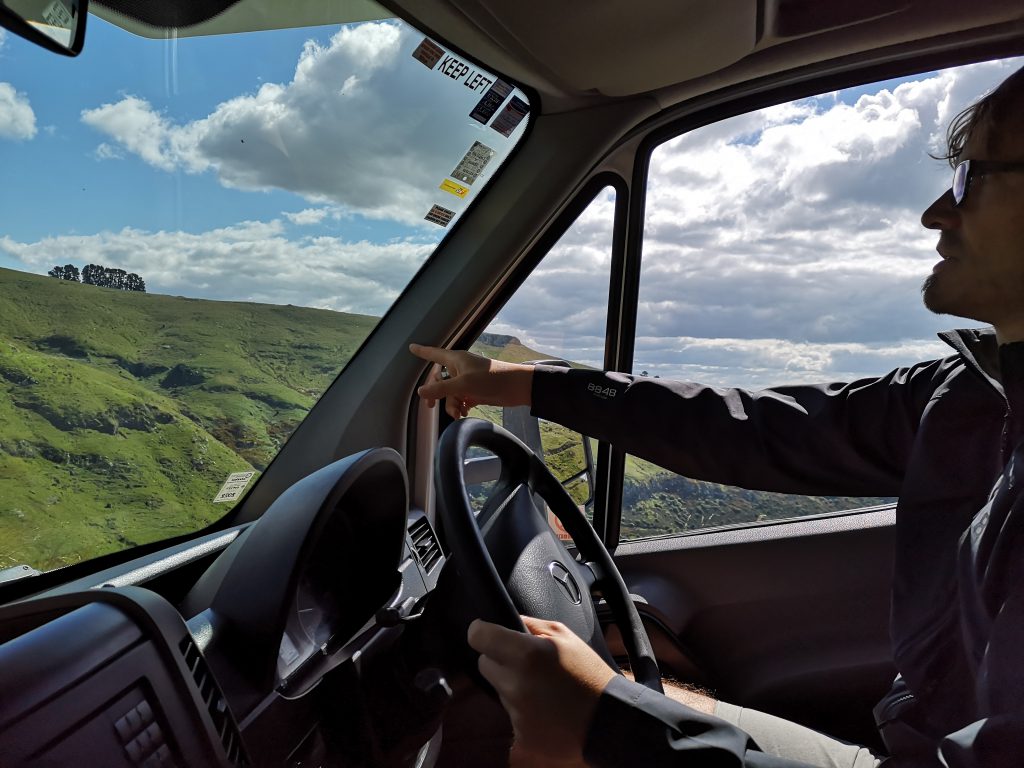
[939,328,1003,397]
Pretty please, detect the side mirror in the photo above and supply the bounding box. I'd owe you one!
[1,0,87,56]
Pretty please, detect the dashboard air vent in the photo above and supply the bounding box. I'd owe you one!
[409,517,442,572]
[178,636,250,766]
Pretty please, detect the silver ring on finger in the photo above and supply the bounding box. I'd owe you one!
[439,365,452,380]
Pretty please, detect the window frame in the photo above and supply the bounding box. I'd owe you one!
[449,172,629,541]
[601,45,1024,549]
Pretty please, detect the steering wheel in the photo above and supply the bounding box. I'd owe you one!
[435,417,663,692]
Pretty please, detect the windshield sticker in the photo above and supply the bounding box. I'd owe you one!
[439,179,470,198]
[411,38,445,69]
[490,96,530,137]
[213,471,257,503]
[469,79,513,124]
[452,141,495,185]
[279,632,301,665]
[424,204,455,227]
[417,46,495,93]
[438,54,494,93]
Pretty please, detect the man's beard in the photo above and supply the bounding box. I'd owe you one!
[921,273,943,314]
[921,272,991,325]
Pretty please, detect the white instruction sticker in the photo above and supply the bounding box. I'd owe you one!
[451,141,495,185]
[213,471,257,503]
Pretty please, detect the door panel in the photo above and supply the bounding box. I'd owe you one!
[605,508,896,749]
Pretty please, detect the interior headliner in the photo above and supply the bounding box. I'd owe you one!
[93,0,1024,114]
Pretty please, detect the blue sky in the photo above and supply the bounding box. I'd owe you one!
[0,18,405,243]
[0,16,528,296]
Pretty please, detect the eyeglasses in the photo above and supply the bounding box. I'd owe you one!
[952,159,1024,207]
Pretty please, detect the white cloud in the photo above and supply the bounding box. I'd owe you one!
[80,22,524,227]
[0,221,433,316]
[0,82,36,140]
[95,142,124,160]
[489,58,1021,387]
[627,335,953,389]
[82,95,205,172]
[284,208,329,225]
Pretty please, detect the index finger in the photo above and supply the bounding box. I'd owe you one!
[468,618,537,664]
[409,343,458,368]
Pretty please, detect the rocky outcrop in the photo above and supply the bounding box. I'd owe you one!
[115,358,169,378]
[477,332,521,348]
[37,334,90,358]
[160,364,206,388]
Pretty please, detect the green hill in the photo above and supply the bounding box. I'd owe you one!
[0,270,892,571]
[0,269,377,570]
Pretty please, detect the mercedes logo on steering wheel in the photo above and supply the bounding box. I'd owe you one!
[548,561,583,605]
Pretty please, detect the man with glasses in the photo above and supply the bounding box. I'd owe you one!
[412,64,1024,767]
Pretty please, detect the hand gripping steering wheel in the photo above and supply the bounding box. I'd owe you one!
[435,417,663,692]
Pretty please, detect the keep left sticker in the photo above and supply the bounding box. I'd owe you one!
[213,471,257,503]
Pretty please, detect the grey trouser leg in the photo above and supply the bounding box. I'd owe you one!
[714,701,882,768]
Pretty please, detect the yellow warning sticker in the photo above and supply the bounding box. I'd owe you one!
[439,178,470,198]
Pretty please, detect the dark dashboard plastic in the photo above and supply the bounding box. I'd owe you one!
[0,587,242,767]
[0,448,448,768]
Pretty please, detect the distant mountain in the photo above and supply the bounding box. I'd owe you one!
[476,332,521,348]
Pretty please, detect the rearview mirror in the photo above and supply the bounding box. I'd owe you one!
[1,0,87,56]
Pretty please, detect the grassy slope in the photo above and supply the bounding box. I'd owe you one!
[0,269,377,570]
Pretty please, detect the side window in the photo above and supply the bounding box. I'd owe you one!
[619,64,1006,539]
[466,187,615,529]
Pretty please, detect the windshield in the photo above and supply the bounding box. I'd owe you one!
[0,7,529,572]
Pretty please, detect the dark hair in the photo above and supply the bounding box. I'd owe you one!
[938,64,1024,167]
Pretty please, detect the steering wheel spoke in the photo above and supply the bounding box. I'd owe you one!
[577,559,603,595]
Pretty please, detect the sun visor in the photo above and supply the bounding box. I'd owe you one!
[92,0,390,38]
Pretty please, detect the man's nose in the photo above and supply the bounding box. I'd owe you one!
[921,188,960,231]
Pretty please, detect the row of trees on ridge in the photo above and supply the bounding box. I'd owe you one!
[47,264,146,292]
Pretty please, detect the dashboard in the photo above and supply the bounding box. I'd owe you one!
[0,448,449,768]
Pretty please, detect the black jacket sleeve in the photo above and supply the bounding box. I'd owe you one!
[530,358,956,497]
[583,676,815,768]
